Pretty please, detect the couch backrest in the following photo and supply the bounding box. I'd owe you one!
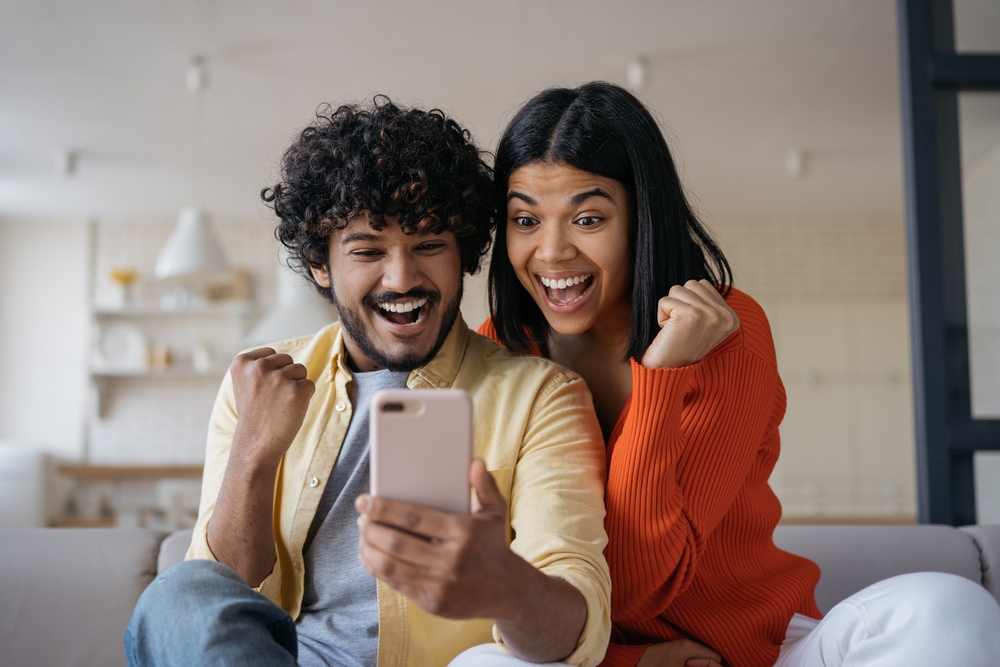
[773,524,987,613]
[0,528,167,667]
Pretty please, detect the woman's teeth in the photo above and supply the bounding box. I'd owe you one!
[378,297,428,313]
[539,275,591,289]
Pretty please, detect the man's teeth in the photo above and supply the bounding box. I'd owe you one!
[378,298,428,313]
[540,275,592,289]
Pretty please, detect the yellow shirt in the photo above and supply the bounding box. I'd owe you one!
[188,318,611,667]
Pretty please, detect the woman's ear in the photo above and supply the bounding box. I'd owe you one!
[310,264,331,288]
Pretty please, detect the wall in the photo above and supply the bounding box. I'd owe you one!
[964,119,1000,522]
[712,212,916,520]
[1,208,919,521]
[0,219,89,460]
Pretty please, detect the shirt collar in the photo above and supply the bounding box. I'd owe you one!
[328,317,470,389]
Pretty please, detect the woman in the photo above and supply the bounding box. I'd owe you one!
[477,82,1000,667]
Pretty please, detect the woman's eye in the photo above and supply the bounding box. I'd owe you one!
[575,216,601,228]
[512,216,538,228]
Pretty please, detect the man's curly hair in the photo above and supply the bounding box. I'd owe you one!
[261,97,495,300]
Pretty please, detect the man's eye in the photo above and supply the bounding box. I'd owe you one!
[512,217,538,228]
[575,216,601,228]
[416,242,446,252]
[351,249,382,258]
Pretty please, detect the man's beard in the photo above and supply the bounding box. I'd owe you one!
[329,283,463,373]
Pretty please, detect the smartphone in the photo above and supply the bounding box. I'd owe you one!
[369,388,472,514]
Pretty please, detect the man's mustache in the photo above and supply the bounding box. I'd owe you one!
[364,287,440,307]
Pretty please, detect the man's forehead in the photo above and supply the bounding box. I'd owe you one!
[334,214,452,243]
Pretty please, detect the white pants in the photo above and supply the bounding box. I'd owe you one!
[448,572,1000,667]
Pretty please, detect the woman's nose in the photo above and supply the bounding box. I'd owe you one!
[535,224,577,264]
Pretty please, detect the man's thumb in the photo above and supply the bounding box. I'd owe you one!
[470,458,505,515]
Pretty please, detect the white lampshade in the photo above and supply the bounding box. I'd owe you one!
[155,206,228,278]
[244,256,338,346]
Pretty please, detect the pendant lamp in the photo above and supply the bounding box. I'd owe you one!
[154,206,228,278]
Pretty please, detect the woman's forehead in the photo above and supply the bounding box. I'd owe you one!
[507,162,627,204]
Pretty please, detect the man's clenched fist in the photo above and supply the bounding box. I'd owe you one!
[230,348,315,466]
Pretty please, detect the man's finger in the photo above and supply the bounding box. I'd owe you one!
[357,537,433,588]
[355,494,452,539]
[470,459,505,516]
[240,347,277,360]
[262,353,296,369]
[358,514,444,569]
[280,362,310,381]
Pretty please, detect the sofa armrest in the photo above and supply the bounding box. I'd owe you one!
[959,525,1000,608]
[0,528,168,667]
[158,528,194,574]
[774,524,983,613]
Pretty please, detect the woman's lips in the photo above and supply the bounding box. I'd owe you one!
[535,274,595,311]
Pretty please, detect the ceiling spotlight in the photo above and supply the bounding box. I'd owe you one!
[54,149,78,177]
[185,56,209,94]
[785,148,807,180]
[627,58,648,90]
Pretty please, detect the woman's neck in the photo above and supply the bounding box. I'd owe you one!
[546,306,634,442]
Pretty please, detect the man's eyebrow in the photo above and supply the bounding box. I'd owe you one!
[569,188,616,206]
[341,232,382,245]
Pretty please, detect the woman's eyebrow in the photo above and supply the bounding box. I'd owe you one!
[507,191,537,206]
[569,188,616,206]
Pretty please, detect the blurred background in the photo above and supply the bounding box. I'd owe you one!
[0,0,997,529]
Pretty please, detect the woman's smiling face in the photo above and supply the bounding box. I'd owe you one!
[505,161,634,339]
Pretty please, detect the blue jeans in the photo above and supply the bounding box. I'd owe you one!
[125,559,299,667]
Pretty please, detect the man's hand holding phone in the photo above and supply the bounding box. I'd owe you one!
[355,459,528,619]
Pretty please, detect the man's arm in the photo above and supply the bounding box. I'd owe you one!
[206,348,314,587]
[355,459,587,663]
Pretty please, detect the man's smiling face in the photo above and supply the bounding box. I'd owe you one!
[310,213,464,373]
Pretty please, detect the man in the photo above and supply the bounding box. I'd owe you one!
[125,99,611,667]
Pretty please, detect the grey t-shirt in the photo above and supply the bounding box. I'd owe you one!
[295,368,409,667]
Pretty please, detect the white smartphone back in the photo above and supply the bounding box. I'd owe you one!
[369,388,472,514]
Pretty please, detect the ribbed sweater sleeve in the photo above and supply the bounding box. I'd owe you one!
[604,347,778,625]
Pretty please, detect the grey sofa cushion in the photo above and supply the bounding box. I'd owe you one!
[960,525,1000,607]
[773,524,983,613]
[0,528,167,667]
[157,527,194,574]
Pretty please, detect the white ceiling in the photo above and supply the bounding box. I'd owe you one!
[0,0,997,224]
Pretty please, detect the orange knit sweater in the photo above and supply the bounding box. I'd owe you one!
[479,288,821,667]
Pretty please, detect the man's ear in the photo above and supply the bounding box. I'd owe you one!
[311,264,331,288]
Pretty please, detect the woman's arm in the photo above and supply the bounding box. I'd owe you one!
[606,351,778,618]
[605,287,780,624]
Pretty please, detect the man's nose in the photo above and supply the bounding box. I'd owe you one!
[535,223,577,264]
[382,254,423,294]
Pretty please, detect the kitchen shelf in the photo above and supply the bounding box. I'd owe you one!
[58,463,204,480]
[93,301,255,317]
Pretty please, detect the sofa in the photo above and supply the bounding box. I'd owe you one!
[1,524,998,667]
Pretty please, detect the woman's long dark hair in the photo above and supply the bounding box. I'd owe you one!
[488,81,733,360]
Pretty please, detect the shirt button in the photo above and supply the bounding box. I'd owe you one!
[335,401,346,412]
[308,476,319,488]
[438,381,447,388]
[293,560,301,571]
